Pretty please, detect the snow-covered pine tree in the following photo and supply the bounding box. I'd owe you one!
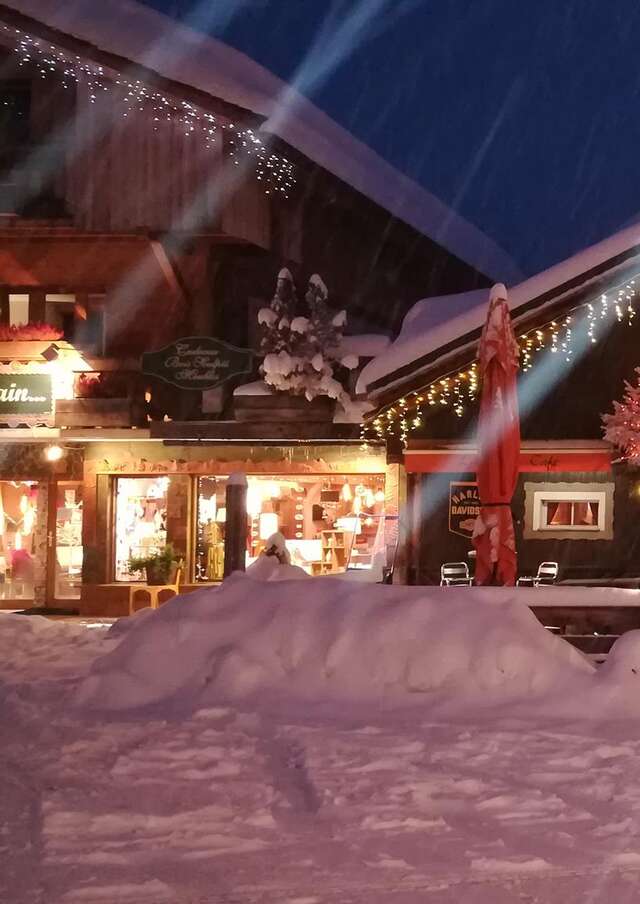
[259,267,301,393]
[259,270,356,402]
[602,367,640,460]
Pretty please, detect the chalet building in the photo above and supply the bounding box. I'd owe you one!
[0,0,516,613]
[358,222,640,604]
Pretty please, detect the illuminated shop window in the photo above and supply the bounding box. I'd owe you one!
[114,476,188,582]
[54,482,83,600]
[0,481,38,601]
[524,482,614,540]
[195,474,386,581]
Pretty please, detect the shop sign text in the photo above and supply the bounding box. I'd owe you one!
[142,337,253,390]
[449,481,480,538]
[0,373,53,422]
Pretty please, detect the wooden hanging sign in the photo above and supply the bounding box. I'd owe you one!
[0,367,54,427]
[142,337,253,391]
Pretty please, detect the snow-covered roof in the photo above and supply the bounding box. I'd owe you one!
[338,334,391,358]
[5,0,520,284]
[358,222,640,396]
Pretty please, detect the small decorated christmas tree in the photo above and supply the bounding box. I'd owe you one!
[603,368,640,460]
[259,270,357,402]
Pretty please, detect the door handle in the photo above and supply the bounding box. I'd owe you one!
[47,531,54,548]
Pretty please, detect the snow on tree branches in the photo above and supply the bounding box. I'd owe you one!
[259,269,356,402]
[602,367,640,460]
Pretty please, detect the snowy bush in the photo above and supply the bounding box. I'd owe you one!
[259,269,354,403]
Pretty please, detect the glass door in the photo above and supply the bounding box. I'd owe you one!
[49,481,83,601]
[0,480,38,603]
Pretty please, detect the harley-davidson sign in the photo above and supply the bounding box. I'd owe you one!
[142,337,253,391]
[449,481,480,538]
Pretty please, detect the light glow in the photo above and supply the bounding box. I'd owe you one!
[44,445,64,462]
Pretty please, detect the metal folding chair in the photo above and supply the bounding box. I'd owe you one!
[440,562,473,586]
[517,561,558,587]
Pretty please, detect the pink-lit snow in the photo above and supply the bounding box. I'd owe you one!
[76,574,592,712]
[5,580,640,902]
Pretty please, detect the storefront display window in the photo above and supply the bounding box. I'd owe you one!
[0,481,38,600]
[114,476,188,581]
[196,474,386,580]
[195,477,226,581]
[54,482,83,599]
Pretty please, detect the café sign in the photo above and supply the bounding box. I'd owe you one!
[142,337,253,391]
[449,481,480,538]
[0,373,54,426]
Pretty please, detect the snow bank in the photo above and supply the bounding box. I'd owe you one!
[76,577,592,712]
[0,612,109,681]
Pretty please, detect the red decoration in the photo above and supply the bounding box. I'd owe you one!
[404,450,611,473]
[0,322,63,341]
[472,284,521,587]
[603,367,640,461]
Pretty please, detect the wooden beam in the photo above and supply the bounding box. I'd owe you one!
[151,420,363,442]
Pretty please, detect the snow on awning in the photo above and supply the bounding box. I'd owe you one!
[358,222,640,398]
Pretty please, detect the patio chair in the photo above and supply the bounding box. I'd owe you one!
[440,562,473,587]
[516,561,558,587]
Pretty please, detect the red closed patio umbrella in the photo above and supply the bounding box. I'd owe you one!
[472,283,521,586]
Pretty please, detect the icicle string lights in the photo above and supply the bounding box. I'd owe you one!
[363,276,639,444]
[3,25,296,196]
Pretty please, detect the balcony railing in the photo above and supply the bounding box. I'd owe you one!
[55,370,146,429]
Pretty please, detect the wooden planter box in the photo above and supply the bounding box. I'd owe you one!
[56,398,142,428]
[234,392,335,423]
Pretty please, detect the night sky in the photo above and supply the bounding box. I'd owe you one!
[143,0,640,277]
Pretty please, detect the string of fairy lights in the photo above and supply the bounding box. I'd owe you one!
[2,24,296,196]
[363,275,639,445]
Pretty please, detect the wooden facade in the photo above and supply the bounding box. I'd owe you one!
[0,6,496,364]
[406,465,640,586]
[0,4,506,611]
[362,248,640,588]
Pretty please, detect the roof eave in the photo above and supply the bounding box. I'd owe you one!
[0,2,263,128]
[364,243,640,409]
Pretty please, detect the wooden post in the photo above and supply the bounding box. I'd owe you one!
[223,472,248,578]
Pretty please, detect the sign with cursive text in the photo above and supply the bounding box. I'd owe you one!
[0,373,53,424]
[142,337,253,391]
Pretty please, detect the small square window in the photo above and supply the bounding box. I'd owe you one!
[8,293,29,326]
[524,482,614,541]
[542,499,600,528]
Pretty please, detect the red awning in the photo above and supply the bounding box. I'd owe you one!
[404,449,612,474]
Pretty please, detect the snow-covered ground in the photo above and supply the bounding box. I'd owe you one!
[5,578,640,903]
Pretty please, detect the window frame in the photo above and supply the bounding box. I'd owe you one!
[523,481,614,541]
[533,490,605,532]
